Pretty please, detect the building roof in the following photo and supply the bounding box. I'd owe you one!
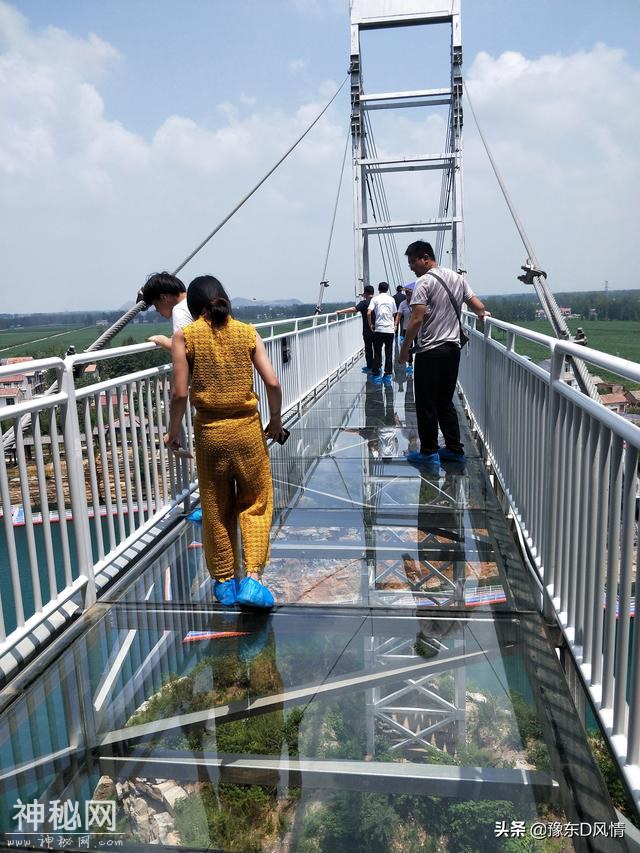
[0,374,27,383]
[5,356,34,363]
[600,392,627,406]
[0,388,20,397]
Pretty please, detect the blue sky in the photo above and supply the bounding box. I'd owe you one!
[2,0,639,311]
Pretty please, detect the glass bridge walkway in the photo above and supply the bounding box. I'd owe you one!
[0,358,632,853]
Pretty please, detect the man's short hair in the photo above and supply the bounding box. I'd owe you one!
[378,281,389,293]
[141,272,186,303]
[405,240,435,261]
[396,285,404,292]
[363,284,375,295]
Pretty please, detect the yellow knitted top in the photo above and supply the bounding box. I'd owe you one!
[183,316,258,418]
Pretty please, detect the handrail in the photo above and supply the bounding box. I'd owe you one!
[457,314,640,810]
[0,312,362,683]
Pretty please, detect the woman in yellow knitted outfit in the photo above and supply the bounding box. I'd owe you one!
[165,275,285,608]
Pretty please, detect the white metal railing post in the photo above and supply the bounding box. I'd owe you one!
[541,343,562,608]
[294,318,303,416]
[59,360,96,606]
[457,316,640,811]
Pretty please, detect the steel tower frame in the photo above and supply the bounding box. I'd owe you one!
[350,0,463,295]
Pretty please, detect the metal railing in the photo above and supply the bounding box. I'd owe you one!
[0,312,361,681]
[458,313,640,807]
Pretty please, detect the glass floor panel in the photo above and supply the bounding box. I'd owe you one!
[0,606,593,851]
[0,360,626,851]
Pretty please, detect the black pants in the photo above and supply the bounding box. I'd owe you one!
[373,331,394,375]
[414,342,463,454]
[363,333,374,370]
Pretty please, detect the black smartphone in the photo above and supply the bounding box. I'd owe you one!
[266,427,290,445]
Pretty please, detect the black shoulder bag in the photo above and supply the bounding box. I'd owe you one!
[426,271,469,348]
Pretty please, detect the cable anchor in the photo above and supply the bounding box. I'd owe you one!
[517,263,547,285]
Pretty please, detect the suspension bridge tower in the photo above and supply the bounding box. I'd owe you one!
[350,0,463,294]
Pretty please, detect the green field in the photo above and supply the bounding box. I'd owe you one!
[489,319,640,388]
[0,317,324,359]
[0,322,174,359]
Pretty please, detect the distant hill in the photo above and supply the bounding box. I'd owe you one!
[232,298,302,307]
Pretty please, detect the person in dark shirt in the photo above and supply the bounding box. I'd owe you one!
[337,284,376,372]
[393,285,406,337]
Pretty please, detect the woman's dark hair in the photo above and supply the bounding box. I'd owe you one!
[187,275,232,327]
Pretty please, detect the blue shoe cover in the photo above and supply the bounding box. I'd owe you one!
[186,507,202,523]
[438,447,466,463]
[383,374,392,386]
[213,579,237,606]
[406,451,440,466]
[370,374,383,385]
[236,576,275,609]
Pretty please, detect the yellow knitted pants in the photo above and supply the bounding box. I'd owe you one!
[194,411,273,581]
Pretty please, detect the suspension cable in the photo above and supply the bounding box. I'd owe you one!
[364,111,403,285]
[463,78,599,401]
[316,125,351,313]
[87,73,350,354]
[362,111,403,287]
[173,73,350,276]
[2,73,352,451]
[462,79,537,265]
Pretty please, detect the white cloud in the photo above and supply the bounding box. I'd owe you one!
[0,1,637,313]
[459,45,640,294]
[0,2,349,310]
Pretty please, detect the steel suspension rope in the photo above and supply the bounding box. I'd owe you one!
[3,74,351,450]
[315,125,351,314]
[362,111,404,287]
[463,79,599,401]
[358,80,401,286]
[88,71,350,354]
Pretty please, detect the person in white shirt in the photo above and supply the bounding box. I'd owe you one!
[367,282,397,386]
[140,272,194,351]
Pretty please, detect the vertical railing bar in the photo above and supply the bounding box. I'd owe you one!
[48,409,73,587]
[162,376,177,499]
[581,418,600,665]
[108,393,126,543]
[59,361,95,602]
[559,399,574,617]
[145,379,161,516]
[14,419,43,612]
[154,376,169,504]
[602,435,623,711]
[95,392,116,552]
[591,427,611,688]
[118,385,136,536]
[136,379,153,522]
[574,414,591,646]
[567,408,584,632]
[32,414,58,599]
[613,443,637,736]
[627,505,640,764]
[83,396,104,562]
[0,428,22,633]
[127,382,145,525]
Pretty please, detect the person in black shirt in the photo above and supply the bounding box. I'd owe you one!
[337,284,376,372]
